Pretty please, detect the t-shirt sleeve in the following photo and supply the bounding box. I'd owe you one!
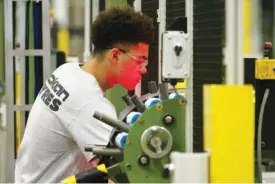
[67,99,116,162]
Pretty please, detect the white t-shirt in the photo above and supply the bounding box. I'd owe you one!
[15,63,116,183]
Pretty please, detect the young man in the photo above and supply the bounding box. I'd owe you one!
[15,6,154,183]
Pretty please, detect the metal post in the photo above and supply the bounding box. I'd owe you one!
[134,0,142,97]
[83,0,91,62]
[92,0,99,22]
[4,0,15,182]
[225,0,244,85]
[42,0,52,81]
[133,0,141,11]
[186,0,194,152]
[158,0,166,83]
[91,0,99,55]
[17,0,26,143]
[243,0,262,58]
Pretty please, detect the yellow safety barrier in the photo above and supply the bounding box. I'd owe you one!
[203,85,255,183]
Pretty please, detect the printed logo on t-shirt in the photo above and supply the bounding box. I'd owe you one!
[38,74,70,112]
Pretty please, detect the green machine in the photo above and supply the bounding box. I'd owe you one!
[61,82,187,183]
[59,81,186,183]
[89,83,186,183]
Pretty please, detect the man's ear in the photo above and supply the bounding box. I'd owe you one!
[109,48,120,65]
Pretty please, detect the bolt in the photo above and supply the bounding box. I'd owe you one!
[140,156,148,165]
[125,164,131,170]
[165,115,173,124]
[163,114,174,125]
[139,120,145,124]
[156,103,162,110]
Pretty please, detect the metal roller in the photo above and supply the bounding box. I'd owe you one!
[148,81,158,94]
[93,110,130,132]
[84,147,123,156]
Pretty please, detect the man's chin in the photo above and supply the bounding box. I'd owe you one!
[124,82,139,91]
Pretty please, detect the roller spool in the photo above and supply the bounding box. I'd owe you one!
[130,94,146,112]
[115,132,128,149]
[145,97,161,108]
[126,111,141,125]
[169,92,185,99]
[159,83,169,100]
[148,81,158,94]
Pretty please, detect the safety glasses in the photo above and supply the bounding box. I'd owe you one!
[117,48,148,69]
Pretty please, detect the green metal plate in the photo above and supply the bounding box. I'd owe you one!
[123,99,186,183]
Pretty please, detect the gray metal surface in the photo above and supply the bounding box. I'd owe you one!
[12,49,44,56]
[0,130,7,182]
[185,0,194,153]
[133,0,141,11]
[263,172,275,183]
[251,0,262,58]
[4,0,15,181]
[17,0,27,146]
[225,0,244,85]
[42,0,52,81]
[91,0,99,55]
[157,0,166,83]
[13,104,32,111]
[171,152,209,183]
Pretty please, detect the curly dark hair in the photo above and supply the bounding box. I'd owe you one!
[91,6,154,55]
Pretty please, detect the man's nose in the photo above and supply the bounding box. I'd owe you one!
[140,67,147,75]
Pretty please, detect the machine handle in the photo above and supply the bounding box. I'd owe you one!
[84,146,124,156]
[93,110,130,133]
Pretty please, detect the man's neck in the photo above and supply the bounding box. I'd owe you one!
[81,59,110,92]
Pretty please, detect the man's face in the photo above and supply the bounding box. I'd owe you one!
[107,43,149,90]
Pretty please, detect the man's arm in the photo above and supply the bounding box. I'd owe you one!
[67,99,116,162]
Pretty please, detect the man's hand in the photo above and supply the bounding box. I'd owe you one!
[108,179,116,184]
[89,157,116,183]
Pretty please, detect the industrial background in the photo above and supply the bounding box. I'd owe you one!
[1,0,275,183]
